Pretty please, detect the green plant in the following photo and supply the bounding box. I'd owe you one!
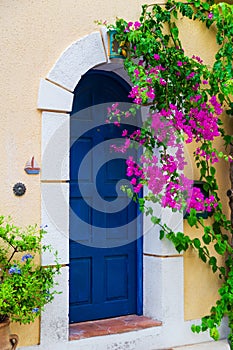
[0,215,60,324]
[101,0,233,347]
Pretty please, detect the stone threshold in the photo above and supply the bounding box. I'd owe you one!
[69,314,162,340]
[170,339,230,350]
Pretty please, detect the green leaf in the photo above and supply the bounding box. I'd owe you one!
[213,212,221,222]
[171,25,179,40]
[207,318,214,328]
[210,327,219,341]
[218,151,223,158]
[146,207,153,216]
[209,256,217,266]
[151,216,161,225]
[214,242,226,255]
[202,233,211,244]
[202,2,209,10]
[203,183,210,192]
[193,238,201,249]
[192,324,201,333]
[199,248,207,263]
[160,229,165,240]
[187,209,197,227]
[210,167,216,176]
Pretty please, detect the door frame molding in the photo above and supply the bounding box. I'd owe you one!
[36,29,211,349]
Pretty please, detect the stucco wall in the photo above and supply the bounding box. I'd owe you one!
[179,17,233,320]
[183,112,232,320]
[0,0,232,346]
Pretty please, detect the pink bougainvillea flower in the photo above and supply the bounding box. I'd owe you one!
[208,12,213,19]
[130,178,137,185]
[177,61,183,67]
[202,80,208,84]
[146,87,155,100]
[205,195,217,212]
[134,21,141,29]
[134,183,143,193]
[187,187,205,212]
[192,55,203,64]
[125,21,141,32]
[124,111,131,118]
[110,137,131,154]
[190,94,202,103]
[154,54,160,61]
[111,102,119,111]
[159,78,167,86]
[192,83,200,91]
[186,72,195,80]
[128,86,139,99]
[209,95,223,115]
[161,178,191,211]
[129,129,141,140]
[162,155,177,173]
[122,129,128,137]
[134,68,140,78]
[155,65,166,71]
[134,97,142,105]
[125,157,143,193]
[146,77,152,84]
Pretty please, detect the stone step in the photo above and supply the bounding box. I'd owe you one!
[170,339,230,350]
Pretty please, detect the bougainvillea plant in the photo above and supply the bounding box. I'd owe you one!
[101,0,233,347]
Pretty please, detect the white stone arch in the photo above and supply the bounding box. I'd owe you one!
[33,31,228,350]
[37,30,109,346]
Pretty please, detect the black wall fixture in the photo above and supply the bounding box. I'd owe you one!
[13,183,26,196]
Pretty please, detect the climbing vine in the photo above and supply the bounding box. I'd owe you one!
[101,0,233,347]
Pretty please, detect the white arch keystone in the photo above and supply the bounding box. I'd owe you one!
[47,31,107,92]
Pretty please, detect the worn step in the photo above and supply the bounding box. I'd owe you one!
[169,339,230,350]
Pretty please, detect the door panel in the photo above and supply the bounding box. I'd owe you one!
[69,70,142,323]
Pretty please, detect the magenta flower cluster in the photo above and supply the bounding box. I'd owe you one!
[124,21,141,32]
[128,59,167,104]
[106,46,225,215]
[169,98,222,144]
[126,156,144,193]
[108,96,223,212]
[107,95,222,212]
[187,188,217,213]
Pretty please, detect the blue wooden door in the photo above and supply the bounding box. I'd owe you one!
[69,70,142,323]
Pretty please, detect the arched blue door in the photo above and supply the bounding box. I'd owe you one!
[69,70,142,323]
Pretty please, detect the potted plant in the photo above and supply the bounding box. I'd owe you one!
[0,215,60,349]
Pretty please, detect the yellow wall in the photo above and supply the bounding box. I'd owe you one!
[0,0,232,345]
[183,112,233,320]
[178,17,233,319]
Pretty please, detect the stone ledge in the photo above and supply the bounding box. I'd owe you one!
[170,339,230,350]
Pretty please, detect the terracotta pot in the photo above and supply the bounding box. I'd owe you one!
[0,318,18,350]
